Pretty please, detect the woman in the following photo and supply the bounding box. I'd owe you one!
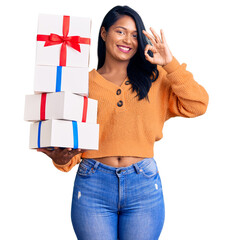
[37,5,209,240]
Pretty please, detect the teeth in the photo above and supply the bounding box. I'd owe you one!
[118,46,130,51]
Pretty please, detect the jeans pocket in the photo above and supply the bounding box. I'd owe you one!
[77,160,96,177]
[140,159,159,179]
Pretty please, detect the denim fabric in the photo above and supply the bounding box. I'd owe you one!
[71,157,165,240]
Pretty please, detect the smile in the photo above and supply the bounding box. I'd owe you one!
[117,45,132,53]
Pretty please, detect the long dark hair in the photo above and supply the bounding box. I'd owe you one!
[97,5,159,102]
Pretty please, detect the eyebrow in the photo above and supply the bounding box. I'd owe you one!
[114,26,137,32]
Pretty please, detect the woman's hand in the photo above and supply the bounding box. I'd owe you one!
[142,28,173,66]
[37,147,85,165]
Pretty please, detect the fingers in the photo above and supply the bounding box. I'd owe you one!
[144,45,155,62]
[160,29,167,45]
[142,30,157,46]
[37,148,53,158]
[144,44,157,53]
[143,28,161,45]
[62,147,83,155]
[149,27,162,44]
[37,147,83,158]
[37,148,50,154]
[144,44,158,63]
[72,148,84,155]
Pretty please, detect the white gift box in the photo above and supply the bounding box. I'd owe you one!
[34,65,89,95]
[24,91,97,123]
[36,14,91,67]
[29,119,99,149]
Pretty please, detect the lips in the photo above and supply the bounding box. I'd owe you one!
[117,45,132,53]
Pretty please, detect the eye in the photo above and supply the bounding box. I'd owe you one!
[116,30,124,35]
[132,34,138,38]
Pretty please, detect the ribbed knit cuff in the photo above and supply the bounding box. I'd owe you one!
[162,56,180,73]
[52,159,72,167]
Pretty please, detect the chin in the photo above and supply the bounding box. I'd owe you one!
[116,53,136,62]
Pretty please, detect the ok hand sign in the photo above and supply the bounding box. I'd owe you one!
[142,28,173,66]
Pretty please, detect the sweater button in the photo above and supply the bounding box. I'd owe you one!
[125,80,130,85]
[116,89,121,95]
[117,100,123,107]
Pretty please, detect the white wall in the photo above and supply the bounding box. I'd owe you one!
[0,0,232,239]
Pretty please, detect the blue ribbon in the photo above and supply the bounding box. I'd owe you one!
[38,120,78,149]
[56,66,62,92]
[72,121,78,149]
[37,121,42,148]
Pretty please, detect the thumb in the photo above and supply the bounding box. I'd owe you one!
[37,148,52,158]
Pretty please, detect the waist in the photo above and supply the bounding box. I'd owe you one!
[82,156,145,168]
[81,157,156,174]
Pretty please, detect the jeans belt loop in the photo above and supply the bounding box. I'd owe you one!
[133,163,141,174]
[93,161,100,170]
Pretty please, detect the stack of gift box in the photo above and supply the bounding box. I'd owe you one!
[24,14,99,151]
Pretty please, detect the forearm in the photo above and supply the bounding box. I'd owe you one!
[162,57,209,119]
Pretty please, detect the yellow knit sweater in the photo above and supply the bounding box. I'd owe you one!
[52,56,209,172]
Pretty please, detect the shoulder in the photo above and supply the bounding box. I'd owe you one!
[89,68,96,79]
[150,65,166,85]
[149,65,172,97]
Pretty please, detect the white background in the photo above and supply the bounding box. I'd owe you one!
[1,0,232,239]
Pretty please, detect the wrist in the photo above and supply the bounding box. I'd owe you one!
[162,56,180,73]
[52,156,71,166]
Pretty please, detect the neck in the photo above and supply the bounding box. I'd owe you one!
[98,52,129,76]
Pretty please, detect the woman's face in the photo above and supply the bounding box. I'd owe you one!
[101,15,138,63]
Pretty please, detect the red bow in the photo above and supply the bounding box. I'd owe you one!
[37,15,90,66]
[44,34,82,52]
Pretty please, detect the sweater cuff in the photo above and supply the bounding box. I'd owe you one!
[162,56,180,73]
[52,159,72,168]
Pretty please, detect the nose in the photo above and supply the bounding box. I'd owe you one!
[123,33,131,44]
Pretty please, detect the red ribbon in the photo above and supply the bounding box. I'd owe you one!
[40,94,87,122]
[40,93,47,120]
[37,15,91,66]
[82,96,88,122]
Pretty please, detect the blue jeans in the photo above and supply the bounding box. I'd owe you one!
[71,157,165,240]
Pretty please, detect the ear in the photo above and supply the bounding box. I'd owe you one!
[100,26,107,42]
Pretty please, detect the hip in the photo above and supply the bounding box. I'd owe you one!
[73,157,164,207]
